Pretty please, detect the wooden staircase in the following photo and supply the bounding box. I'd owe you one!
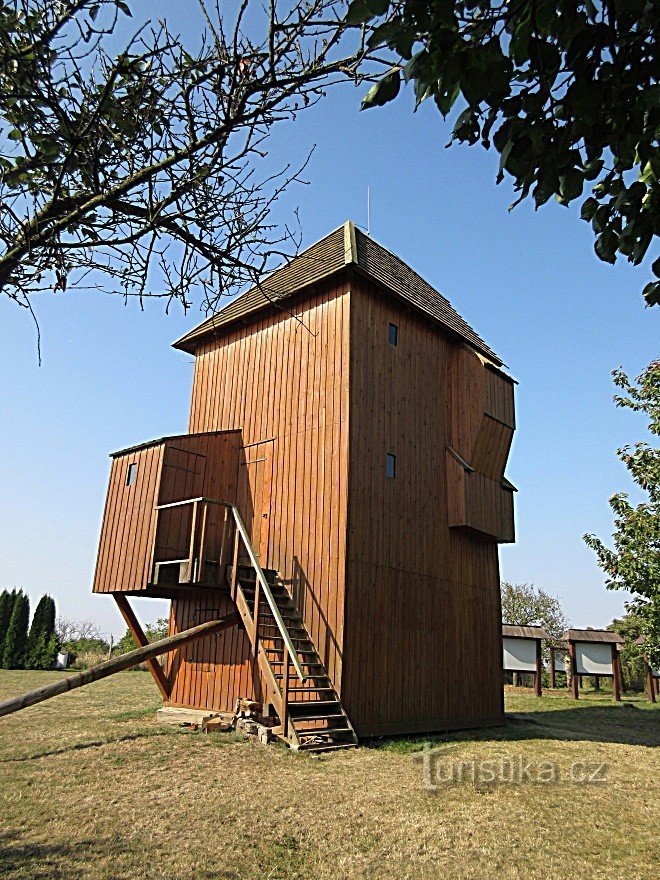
[230,564,357,752]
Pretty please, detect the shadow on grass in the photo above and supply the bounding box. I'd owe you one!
[364,702,660,753]
[0,829,243,880]
[0,729,176,763]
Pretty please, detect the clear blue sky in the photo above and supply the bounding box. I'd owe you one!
[0,3,658,640]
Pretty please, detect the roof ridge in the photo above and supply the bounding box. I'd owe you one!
[172,222,503,365]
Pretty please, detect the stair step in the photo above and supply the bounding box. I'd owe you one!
[274,674,330,682]
[269,660,324,669]
[288,700,340,710]
[291,713,345,723]
[265,648,318,656]
[296,726,353,737]
[288,687,335,693]
[298,741,357,753]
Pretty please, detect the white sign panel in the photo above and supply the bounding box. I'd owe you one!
[552,651,568,672]
[575,642,613,676]
[503,637,537,673]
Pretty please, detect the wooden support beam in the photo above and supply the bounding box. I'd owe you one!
[535,639,543,697]
[0,613,240,719]
[611,644,622,702]
[568,641,579,700]
[114,595,171,700]
[645,656,656,703]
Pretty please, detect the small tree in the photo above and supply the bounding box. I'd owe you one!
[2,590,30,668]
[609,610,647,692]
[584,361,660,668]
[114,617,169,655]
[55,617,103,644]
[0,589,18,662]
[501,581,569,686]
[501,581,568,641]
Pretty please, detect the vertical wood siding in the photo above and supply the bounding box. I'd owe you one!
[93,431,240,595]
[166,283,351,712]
[342,281,509,736]
[92,444,164,594]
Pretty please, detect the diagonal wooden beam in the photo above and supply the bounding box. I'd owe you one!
[113,594,172,700]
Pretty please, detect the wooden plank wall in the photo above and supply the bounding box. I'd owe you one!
[154,431,241,565]
[92,444,164,594]
[342,280,507,735]
[166,282,351,712]
[167,589,260,712]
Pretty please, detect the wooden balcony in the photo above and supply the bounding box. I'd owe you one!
[93,431,241,597]
[446,449,515,543]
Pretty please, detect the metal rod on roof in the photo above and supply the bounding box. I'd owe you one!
[367,186,371,236]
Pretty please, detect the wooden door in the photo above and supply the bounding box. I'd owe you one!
[236,440,273,565]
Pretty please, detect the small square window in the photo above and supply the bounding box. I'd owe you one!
[388,323,398,346]
[386,453,396,479]
[126,463,137,486]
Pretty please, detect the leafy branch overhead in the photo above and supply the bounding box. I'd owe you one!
[0,0,365,315]
[348,0,660,305]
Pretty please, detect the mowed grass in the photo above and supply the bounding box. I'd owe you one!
[0,672,658,880]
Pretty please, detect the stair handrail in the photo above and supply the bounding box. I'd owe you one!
[155,496,307,683]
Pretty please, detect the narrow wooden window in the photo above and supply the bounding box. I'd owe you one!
[126,463,137,486]
[388,323,398,346]
[386,453,396,479]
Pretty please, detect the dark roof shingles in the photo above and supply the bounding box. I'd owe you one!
[173,223,501,363]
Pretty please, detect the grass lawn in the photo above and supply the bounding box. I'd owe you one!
[0,671,658,880]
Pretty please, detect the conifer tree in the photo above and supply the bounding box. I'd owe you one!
[26,595,58,669]
[0,589,17,663]
[2,591,30,669]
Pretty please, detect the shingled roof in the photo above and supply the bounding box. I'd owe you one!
[173,222,502,364]
[502,625,552,640]
[561,629,624,644]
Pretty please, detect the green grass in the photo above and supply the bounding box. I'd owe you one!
[0,672,658,880]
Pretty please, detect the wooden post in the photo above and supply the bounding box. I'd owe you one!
[186,500,199,582]
[114,595,171,700]
[593,675,600,691]
[230,526,240,602]
[611,644,622,702]
[281,644,290,739]
[645,655,656,703]
[535,638,543,697]
[549,647,556,689]
[0,613,240,719]
[568,640,579,699]
[197,500,208,584]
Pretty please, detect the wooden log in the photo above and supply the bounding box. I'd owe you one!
[0,613,239,719]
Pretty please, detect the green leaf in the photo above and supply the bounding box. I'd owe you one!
[7,129,22,141]
[89,4,100,21]
[558,170,584,203]
[580,196,599,221]
[360,69,401,110]
[642,280,660,306]
[595,229,619,264]
[116,1,132,17]
[434,79,460,117]
[346,0,389,26]
[652,256,660,279]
